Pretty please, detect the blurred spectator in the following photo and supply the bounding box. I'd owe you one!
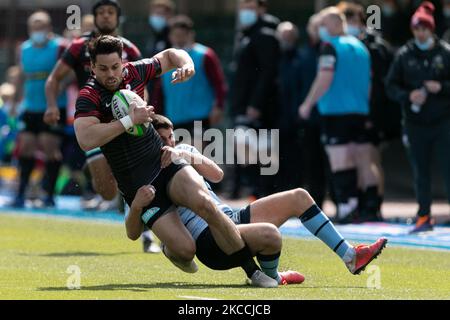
[12,10,67,208]
[146,0,175,56]
[154,15,226,136]
[0,83,19,163]
[230,0,280,199]
[258,0,280,30]
[299,7,381,224]
[296,14,330,207]
[338,1,400,221]
[145,0,176,114]
[385,1,450,233]
[380,0,412,48]
[275,21,303,192]
[81,14,96,34]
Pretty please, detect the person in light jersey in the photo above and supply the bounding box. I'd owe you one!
[126,115,388,285]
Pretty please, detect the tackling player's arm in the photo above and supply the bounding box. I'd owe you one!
[126,185,156,240]
[161,146,224,183]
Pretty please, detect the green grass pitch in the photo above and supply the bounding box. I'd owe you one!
[1,213,449,300]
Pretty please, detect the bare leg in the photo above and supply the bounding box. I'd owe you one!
[151,209,195,262]
[87,155,118,201]
[168,166,245,255]
[236,223,281,256]
[250,188,315,227]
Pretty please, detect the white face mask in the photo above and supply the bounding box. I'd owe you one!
[346,24,362,37]
[30,31,48,45]
[415,37,434,51]
[148,14,167,32]
[239,9,258,28]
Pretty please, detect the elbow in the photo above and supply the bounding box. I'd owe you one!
[78,140,93,152]
[127,231,140,241]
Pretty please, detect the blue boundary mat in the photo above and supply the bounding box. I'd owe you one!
[1,195,450,251]
[280,219,450,251]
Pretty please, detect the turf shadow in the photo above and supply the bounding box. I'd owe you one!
[38,282,259,291]
[20,251,135,258]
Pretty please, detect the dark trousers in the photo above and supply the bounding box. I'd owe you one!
[403,119,450,216]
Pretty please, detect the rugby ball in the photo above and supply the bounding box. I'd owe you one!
[111,89,149,136]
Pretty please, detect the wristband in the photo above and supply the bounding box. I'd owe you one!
[119,115,133,131]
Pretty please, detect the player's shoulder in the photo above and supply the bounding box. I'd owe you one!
[78,78,101,100]
[119,36,137,48]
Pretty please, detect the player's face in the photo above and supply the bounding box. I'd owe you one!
[157,128,176,147]
[91,53,123,91]
[95,5,118,34]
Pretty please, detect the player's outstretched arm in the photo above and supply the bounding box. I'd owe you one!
[154,48,195,84]
[126,185,156,240]
[44,60,71,125]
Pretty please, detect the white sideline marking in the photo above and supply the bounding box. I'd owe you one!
[178,295,219,300]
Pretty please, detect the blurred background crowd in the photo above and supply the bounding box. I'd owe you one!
[0,0,449,234]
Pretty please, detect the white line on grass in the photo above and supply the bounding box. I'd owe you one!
[178,295,219,300]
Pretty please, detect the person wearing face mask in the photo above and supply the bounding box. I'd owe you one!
[151,15,226,134]
[386,1,450,233]
[145,0,176,117]
[230,0,281,200]
[146,0,175,58]
[298,7,376,225]
[11,11,67,209]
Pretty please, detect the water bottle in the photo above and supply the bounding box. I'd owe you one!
[411,87,427,113]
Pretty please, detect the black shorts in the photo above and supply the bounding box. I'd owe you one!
[321,114,378,146]
[21,109,66,136]
[195,205,251,270]
[118,161,188,228]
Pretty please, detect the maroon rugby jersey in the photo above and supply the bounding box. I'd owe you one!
[75,58,162,177]
[62,31,142,88]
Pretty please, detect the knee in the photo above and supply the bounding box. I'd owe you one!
[193,192,217,222]
[171,240,196,261]
[292,188,314,208]
[260,224,282,252]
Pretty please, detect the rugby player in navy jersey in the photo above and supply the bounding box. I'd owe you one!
[125,115,388,285]
[74,35,278,288]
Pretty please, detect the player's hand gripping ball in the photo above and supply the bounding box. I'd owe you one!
[111,89,150,136]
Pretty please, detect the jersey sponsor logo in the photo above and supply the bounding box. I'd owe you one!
[141,207,161,224]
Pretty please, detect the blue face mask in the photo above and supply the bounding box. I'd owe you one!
[415,37,434,51]
[148,15,167,32]
[30,31,47,45]
[318,26,332,42]
[346,24,362,37]
[239,9,258,28]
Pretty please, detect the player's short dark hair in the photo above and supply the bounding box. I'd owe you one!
[337,1,366,23]
[152,114,174,131]
[168,15,194,31]
[241,0,267,8]
[92,0,121,17]
[88,35,123,63]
